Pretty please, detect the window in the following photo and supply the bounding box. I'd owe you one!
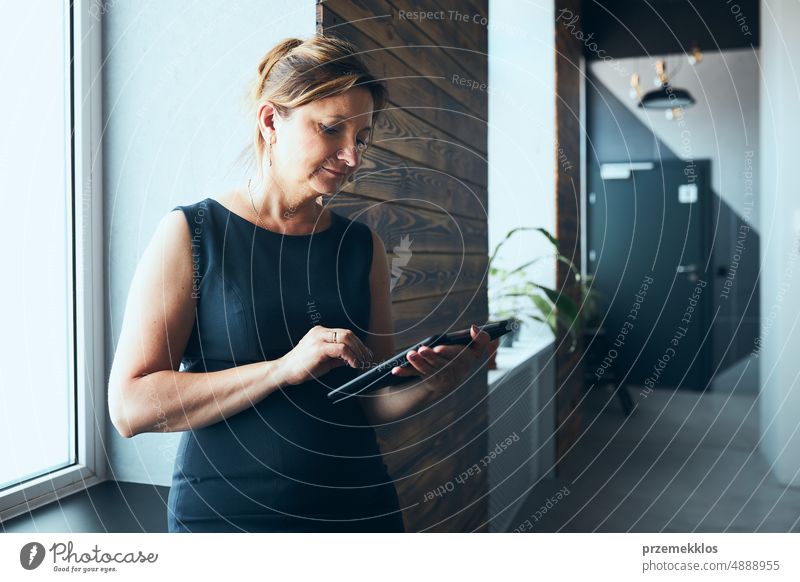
[487,0,556,341]
[0,2,104,521]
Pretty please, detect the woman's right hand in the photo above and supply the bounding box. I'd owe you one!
[277,325,374,386]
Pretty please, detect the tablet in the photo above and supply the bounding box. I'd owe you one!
[327,318,519,403]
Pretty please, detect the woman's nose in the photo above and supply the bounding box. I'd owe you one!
[336,146,360,167]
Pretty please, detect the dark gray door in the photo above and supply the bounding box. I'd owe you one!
[587,159,712,391]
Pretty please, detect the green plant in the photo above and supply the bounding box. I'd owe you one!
[488,227,597,352]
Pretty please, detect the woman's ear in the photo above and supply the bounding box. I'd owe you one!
[257,101,277,145]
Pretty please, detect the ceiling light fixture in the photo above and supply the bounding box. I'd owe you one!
[688,42,703,66]
[638,59,696,110]
[634,58,696,119]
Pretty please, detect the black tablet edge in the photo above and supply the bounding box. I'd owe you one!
[327,318,519,403]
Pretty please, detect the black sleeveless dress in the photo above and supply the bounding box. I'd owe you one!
[166,198,404,532]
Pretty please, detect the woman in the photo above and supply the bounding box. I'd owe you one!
[108,35,490,533]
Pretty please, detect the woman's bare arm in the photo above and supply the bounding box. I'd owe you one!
[360,229,438,425]
[107,209,291,438]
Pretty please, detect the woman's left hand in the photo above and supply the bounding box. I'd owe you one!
[390,324,492,392]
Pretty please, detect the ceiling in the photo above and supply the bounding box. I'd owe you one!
[579,0,759,59]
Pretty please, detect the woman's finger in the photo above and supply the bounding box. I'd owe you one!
[391,326,491,379]
[433,343,480,364]
[339,345,361,368]
[419,347,466,386]
[470,325,490,343]
[391,364,419,377]
[468,326,491,357]
[356,339,373,365]
[348,332,374,364]
[404,349,437,376]
[325,327,372,364]
[415,345,449,368]
[323,340,359,368]
[430,344,461,359]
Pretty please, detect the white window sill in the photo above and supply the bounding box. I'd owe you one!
[488,335,555,390]
[0,465,102,523]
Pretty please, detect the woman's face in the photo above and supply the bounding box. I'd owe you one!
[266,88,375,198]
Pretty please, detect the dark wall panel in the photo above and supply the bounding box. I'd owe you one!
[318,0,489,532]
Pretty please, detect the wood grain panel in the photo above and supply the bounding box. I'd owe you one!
[328,194,488,254]
[420,0,489,54]
[319,0,489,533]
[320,16,488,153]
[376,357,488,452]
[383,252,487,303]
[554,0,585,469]
[389,0,488,58]
[377,375,486,470]
[373,109,487,187]
[326,0,487,118]
[391,289,487,350]
[375,373,489,532]
[344,144,488,221]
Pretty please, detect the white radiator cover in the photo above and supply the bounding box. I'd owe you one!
[488,340,556,533]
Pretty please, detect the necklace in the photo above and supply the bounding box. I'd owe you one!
[246,178,323,234]
[247,178,262,227]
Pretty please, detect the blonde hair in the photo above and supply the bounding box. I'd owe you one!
[250,35,387,163]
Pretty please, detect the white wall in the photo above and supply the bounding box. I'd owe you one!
[103,1,315,485]
[591,48,760,230]
[758,0,800,487]
[488,0,556,340]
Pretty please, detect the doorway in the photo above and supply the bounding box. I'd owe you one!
[587,159,713,392]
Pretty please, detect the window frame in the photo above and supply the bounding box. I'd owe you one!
[0,0,106,522]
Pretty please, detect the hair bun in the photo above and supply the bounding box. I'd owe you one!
[256,38,303,79]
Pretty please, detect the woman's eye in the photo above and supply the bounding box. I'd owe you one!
[320,123,367,152]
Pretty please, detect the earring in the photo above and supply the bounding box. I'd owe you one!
[268,140,273,167]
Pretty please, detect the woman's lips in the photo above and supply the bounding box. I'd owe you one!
[321,167,345,177]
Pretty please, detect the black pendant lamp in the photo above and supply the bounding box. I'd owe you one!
[637,59,696,110]
[638,85,696,109]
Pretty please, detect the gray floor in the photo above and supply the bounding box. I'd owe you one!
[710,354,760,395]
[510,384,800,532]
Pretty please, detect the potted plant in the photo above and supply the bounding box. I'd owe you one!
[487,226,596,368]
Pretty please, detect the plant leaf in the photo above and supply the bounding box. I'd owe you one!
[534,227,559,250]
[531,284,579,323]
[530,294,557,334]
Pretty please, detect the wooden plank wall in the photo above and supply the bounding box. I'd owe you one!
[554,0,585,466]
[317,0,490,532]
